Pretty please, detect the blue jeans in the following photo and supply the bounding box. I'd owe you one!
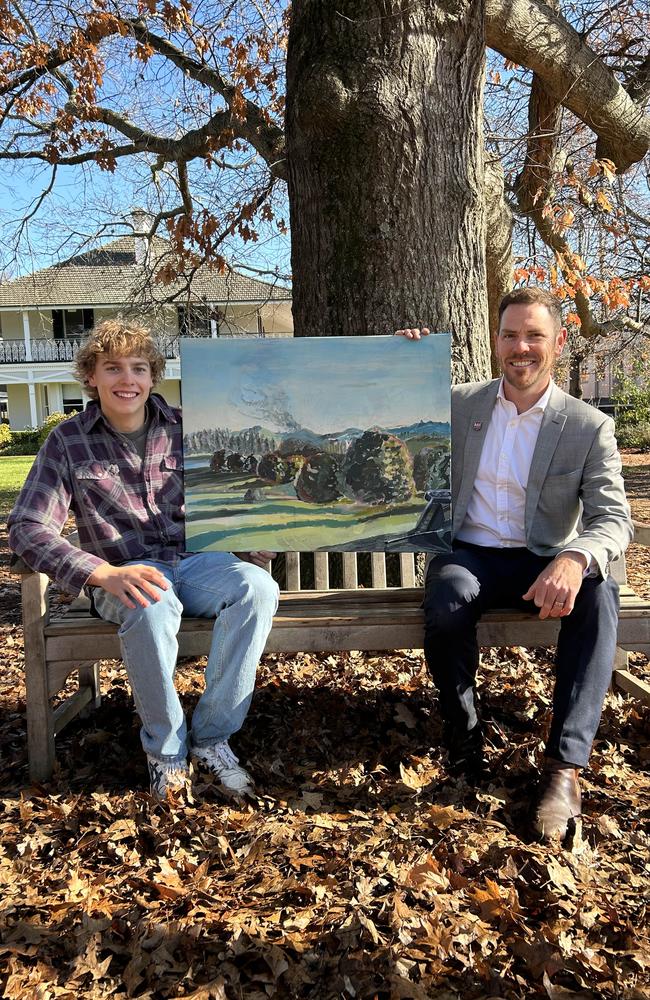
[92,553,279,763]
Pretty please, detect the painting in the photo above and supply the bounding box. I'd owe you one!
[181,335,452,553]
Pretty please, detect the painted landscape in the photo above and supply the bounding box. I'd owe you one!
[181,336,452,553]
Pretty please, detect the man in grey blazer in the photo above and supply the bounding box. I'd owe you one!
[399,286,632,842]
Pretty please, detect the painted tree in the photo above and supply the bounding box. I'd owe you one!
[0,0,648,379]
[413,446,451,493]
[343,431,415,504]
[258,450,304,483]
[295,452,345,503]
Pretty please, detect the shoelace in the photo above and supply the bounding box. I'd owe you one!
[205,742,239,769]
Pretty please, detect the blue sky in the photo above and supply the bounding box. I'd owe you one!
[0,161,291,279]
[181,334,451,435]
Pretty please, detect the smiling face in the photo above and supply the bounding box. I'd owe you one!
[495,302,567,412]
[87,354,154,432]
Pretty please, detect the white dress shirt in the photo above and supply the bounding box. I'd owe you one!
[456,379,592,569]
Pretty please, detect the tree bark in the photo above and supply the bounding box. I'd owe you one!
[286,0,491,382]
[484,153,512,375]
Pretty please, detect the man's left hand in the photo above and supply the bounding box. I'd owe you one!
[235,550,277,569]
[522,552,586,619]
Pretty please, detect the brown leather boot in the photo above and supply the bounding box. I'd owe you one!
[534,759,582,842]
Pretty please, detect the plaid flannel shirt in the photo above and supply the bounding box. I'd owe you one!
[8,393,188,594]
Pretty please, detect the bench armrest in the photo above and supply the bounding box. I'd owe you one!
[633,520,650,547]
[10,553,42,575]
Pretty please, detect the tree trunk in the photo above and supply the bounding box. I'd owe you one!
[569,352,584,399]
[484,153,513,376]
[286,0,490,382]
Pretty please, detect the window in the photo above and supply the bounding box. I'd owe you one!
[178,304,218,337]
[62,383,83,415]
[52,308,94,339]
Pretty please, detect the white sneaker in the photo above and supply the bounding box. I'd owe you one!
[147,756,191,801]
[191,740,254,799]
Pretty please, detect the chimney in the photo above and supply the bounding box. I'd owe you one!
[130,207,151,264]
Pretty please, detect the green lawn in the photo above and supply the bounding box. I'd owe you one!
[0,455,35,518]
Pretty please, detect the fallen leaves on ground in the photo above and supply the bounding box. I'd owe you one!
[0,459,648,998]
[0,640,648,1000]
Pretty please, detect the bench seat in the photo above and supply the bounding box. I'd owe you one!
[14,542,650,782]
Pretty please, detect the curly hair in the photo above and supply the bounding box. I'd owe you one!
[74,319,166,400]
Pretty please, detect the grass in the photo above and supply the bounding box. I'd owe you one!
[0,454,35,517]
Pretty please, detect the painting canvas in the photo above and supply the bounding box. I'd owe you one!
[181,335,452,553]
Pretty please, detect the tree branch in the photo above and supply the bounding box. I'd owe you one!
[512,40,646,344]
[484,153,513,371]
[486,0,650,172]
[121,17,286,179]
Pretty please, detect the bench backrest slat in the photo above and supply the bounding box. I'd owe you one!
[399,552,416,588]
[342,552,358,589]
[314,552,329,591]
[285,551,301,590]
[371,553,387,588]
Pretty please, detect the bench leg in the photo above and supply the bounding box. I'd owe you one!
[22,572,56,782]
[78,662,102,717]
[610,646,629,692]
[27,698,56,783]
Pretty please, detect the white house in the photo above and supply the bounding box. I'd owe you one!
[0,234,293,428]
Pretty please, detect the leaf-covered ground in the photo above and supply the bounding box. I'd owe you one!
[0,459,649,999]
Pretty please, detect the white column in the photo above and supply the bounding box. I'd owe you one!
[27,377,38,428]
[22,310,32,361]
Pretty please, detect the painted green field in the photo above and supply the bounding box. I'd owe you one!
[184,466,426,551]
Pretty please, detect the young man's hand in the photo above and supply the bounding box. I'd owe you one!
[234,551,277,569]
[522,552,586,619]
[87,562,169,609]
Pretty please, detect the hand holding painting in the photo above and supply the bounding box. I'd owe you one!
[235,550,277,569]
[394,328,431,339]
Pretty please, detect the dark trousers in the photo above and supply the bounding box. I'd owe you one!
[422,542,620,767]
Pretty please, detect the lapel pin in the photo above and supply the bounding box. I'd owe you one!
[473,421,483,431]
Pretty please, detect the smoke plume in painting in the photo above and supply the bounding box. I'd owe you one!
[181,335,452,553]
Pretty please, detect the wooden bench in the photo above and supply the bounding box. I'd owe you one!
[13,541,650,782]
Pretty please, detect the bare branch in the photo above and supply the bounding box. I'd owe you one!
[121,18,286,178]
[486,0,650,171]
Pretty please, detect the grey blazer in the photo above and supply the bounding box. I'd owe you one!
[451,379,633,578]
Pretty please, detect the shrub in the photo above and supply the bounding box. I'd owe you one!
[258,451,305,484]
[226,452,245,472]
[413,445,451,492]
[0,411,77,455]
[37,410,76,446]
[1,428,40,455]
[210,449,227,472]
[615,420,650,451]
[613,362,650,446]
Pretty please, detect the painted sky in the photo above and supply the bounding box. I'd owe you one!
[181,335,450,434]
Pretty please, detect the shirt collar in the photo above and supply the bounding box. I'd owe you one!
[497,377,554,414]
[79,392,180,432]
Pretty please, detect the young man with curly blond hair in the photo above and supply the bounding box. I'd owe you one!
[9,319,278,801]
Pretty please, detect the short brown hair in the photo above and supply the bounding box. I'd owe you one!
[74,318,166,400]
[498,287,563,331]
